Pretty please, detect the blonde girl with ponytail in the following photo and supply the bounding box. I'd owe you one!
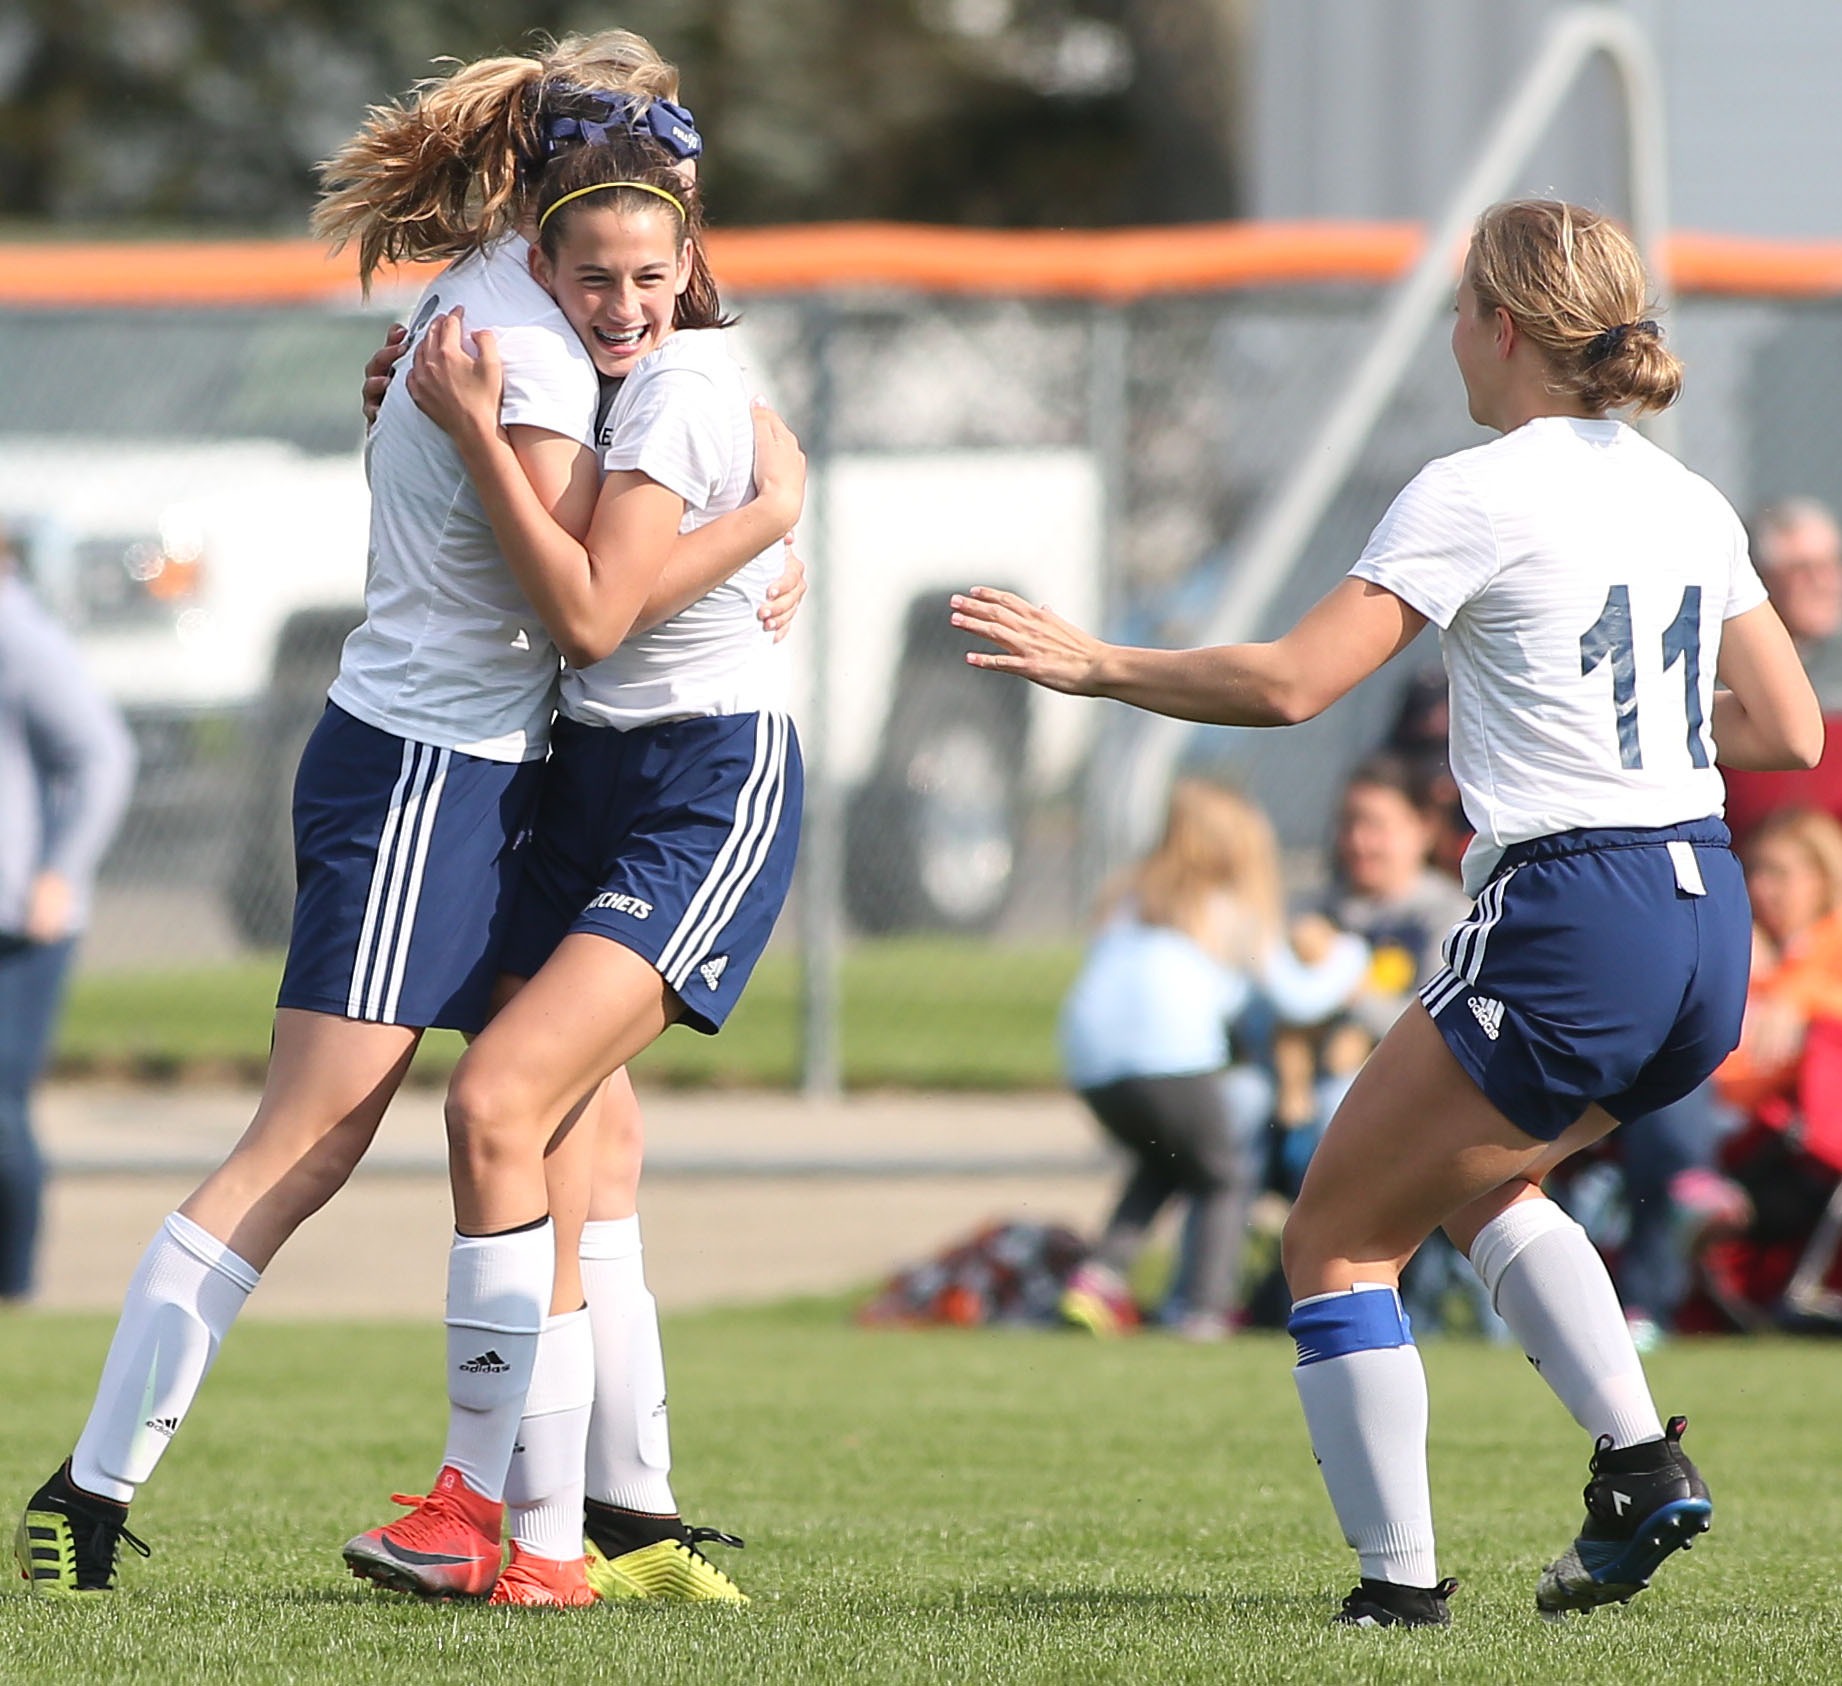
[16,32,782,1611]
[957,198,1821,1627]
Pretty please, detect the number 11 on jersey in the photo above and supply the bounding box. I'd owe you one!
[1580,583,1710,771]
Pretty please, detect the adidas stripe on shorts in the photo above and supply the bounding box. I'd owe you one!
[500,710,803,1033]
[277,703,543,1034]
[1418,819,1750,1142]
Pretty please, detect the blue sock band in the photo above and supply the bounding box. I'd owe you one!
[1288,1286,1414,1367]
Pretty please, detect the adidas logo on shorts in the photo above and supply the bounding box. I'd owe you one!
[1467,994,1504,1041]
[700,955,729,991]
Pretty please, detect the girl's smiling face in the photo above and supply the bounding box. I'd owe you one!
[531,200,692,378]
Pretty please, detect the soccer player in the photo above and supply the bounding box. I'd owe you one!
[345,132,802,1607]
[14,35,793,1603]
[952,199,1822,1627]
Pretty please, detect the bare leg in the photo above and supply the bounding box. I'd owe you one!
[1282,1004,1615,1297]
[182,1009,423,1267]
[588,1067,645,1221]
[1280,1004,1638,1607]
[64,1010,420,1504]
[445,936,677,1235]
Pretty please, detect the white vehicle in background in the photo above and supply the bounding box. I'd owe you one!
[807,448,1103,930]
[2,433,1103,943]
[0,439,371,944]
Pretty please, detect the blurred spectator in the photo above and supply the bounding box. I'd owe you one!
[1056,780,1364,1339]
[0,529,135,1302]
[1271,754,1501,1337]
[1723,499,1842,842]
[1546,1087,1731,1349]
[1384,666,1471,880]
[1678,809,1842,1330]
[1271,756,1469,1188]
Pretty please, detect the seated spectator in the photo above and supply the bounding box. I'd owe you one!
[1272,755,1471,1193]
[1680,809,1842,1329]
[1383,668,1472,881]
[1056,780,1364,1340]
[1275,755,1501,1336]
[1722,499,1842,843]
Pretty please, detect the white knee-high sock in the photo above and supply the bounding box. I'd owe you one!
[506,1306,594,1561]
[580,1216,676,1516]
[440,1220,554,1503]
[69,1213,260,1503]
[1469,1198,1663,1449]
[1290,1284,1438,1588]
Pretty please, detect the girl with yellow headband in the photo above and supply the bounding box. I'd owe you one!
[15,33,781,1614]
[362,128,804,1607]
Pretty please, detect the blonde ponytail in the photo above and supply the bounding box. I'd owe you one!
[312,30,681,290]
[1469,199,1684,416]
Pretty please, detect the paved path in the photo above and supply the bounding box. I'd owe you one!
[36,1085,1118,1318]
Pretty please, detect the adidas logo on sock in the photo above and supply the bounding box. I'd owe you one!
[1467,994,1504,1040]
[142,1415,181,1437]
[699,955,728,991]
[459,1350,511,1375]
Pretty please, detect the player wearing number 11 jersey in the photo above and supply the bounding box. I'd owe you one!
[1351,412,1757,898]
[953,198,1822,1629]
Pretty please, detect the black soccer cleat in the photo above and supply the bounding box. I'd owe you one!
[14,1462,151,1595]
[1537,1414,1712,1616]
[1334,1575,1458,1628]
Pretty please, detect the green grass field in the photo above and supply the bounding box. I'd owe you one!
[4,1307,1839,1684]
[56,939,1082,1090]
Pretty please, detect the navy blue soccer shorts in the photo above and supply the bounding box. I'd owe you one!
[1418,819,1750,1143]
[500,710,803,1034]
[277,704,543,1034]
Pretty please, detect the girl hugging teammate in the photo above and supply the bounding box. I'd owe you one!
[15,34,794,1610]
[340,133,802,1607]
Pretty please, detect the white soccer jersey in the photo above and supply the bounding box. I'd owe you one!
[1350,417,1768,895]
[561,329,787,729]
[330,235,598,761]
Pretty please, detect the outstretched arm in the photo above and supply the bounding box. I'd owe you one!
[951,577,1427,726]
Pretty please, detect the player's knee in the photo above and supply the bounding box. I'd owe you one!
[1279,1198,1342,1297]
[444,1063,538,1169]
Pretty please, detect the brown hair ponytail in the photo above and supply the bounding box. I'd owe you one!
[1469,199,1684,416]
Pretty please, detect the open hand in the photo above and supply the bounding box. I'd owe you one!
[951,586,1106,694]
[361,322,409,429]
[404,307,503,445]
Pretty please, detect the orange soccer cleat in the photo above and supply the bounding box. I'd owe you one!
[341,1466,504,1599]
[487,1544,598,1608]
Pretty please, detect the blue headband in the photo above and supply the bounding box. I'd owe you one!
[540,90,704,163]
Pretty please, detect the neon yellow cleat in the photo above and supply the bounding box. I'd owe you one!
[584,1526,749,1603]
[15,1464,150,1595]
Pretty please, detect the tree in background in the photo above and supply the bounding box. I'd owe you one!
[0,0,1244,230]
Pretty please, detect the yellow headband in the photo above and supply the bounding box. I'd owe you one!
[538,180,687,232]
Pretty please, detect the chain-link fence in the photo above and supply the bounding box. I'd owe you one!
[6,249,1840,1075]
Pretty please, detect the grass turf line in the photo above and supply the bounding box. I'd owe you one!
[4,1308,1840,1684]
[55,938,1082,1090]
